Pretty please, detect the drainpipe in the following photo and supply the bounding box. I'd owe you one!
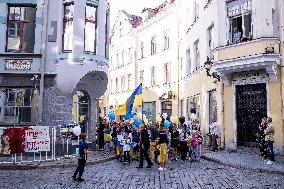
[38,0,49,125]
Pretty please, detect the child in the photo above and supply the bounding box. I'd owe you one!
[196,131,203,161]
[190,131,199,162]
[122,134,131,165]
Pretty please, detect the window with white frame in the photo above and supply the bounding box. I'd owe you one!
[187,95,201,125]
[151,67,156,86]
[85,4,97,53]
[209,90,217,124]
[128,47,132,63]
[194,40,200,70]
[127,74,131,91]
[110,79,113,94]
[115,78,119,93]
[208,25,215,59]
[193,0,199,22]
[164,63,170,83]
[151,36,157,55]
[121,51,124,66]
[227,0,252,44]
[140,70,144,84]
[121,76,125,92]
[116,53,119,68]
[186,48,191,75]
[164,30,170,50]
[140,42,144,59]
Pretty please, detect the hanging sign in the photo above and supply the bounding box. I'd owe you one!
[25,126,50,152]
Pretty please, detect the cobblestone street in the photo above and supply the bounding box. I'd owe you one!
[1,159,283,189]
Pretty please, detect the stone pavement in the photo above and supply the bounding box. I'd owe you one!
[0,159,284,189]
[202,149,284,175]
[0,150,116,170]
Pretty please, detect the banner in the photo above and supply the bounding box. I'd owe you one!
[25,126,50,152]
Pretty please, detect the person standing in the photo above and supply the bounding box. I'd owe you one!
[264,117,275,165]
[258,117,268,159]
[179,127,188,161]
[209,121,220,151]
[73,134,88,182]
[98,119,105,151]
[157,126,168,171]
[171,126,179,161]
[149,124,159,162]
[137,124,153,168]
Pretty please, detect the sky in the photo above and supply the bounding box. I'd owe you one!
[110,0,165,26]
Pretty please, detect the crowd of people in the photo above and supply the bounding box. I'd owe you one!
[97,118,218,171]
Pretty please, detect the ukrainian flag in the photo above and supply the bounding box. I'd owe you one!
[116,83,142,116]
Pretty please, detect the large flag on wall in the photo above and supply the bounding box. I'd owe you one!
[116,83,142,116]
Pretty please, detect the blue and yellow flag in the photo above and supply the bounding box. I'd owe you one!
[116,83,142,116]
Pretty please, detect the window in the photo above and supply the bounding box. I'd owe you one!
[139,70,144,84]
[140,42,144,59]
[63,3,74,51]
[151,67,156,86]
[194,40,200,70]
[127,74,131,91]
[105,11,109,58]
[151,36,157,55]
[164,30,170,50]
[85,4,97,53]
[164,63,170,84]
[209,90,217,124]
[128,47,132,63]
[116,53,119,68]
[115,78,119,93]
[143,102,156,122]
[228,0,252,44]
[7,6,36,52]
[161,101,172,117]
[208,25,215,59]
[0,89,37,125]
[121,76,125,92]
[193,0,199,22]
[121,51,125,66]
[186,48,191,75]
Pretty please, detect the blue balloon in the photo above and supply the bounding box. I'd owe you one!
[164,120,171,128]
[108,112,115,121]
[134,119,141,127]
[130,112,136,118]
[124,114,130,120]
[186,127,190,133]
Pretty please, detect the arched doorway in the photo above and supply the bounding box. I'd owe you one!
[72,91,90,134]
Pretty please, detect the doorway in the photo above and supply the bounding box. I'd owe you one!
[235,83,267,147]
[72,91,89,134]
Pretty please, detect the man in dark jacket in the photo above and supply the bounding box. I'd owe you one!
[137,124,153,168]
[73,134,88,182]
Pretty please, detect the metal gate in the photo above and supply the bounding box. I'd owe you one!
[236,83,267,147]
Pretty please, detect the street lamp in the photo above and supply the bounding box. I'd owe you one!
[204,57,220,82]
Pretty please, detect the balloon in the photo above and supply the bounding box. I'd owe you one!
[170,116,174,122]
[108,112,115,121]
[144,119,149,125]
[164,120,171,128]
[156,116,162,123]
[130,112,136,118]
[134,119,141,127]
[173,116,179,124]
[186,127,190,133]
[80,115,85,122]
[162,113,168,119]
[137,113,142,120]
[179,116,185,124]
[124,114,130,120]
[190,113,197,121]
[73,126,81,136]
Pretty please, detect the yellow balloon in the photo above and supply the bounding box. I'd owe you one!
[156,116,162,123]
[137,113,142,120]
[144,119,149,125]
[80,115,85,122]
[173,116,179,124]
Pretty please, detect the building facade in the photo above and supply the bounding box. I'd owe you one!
[0,0,109,142]
[107,0,180,122]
